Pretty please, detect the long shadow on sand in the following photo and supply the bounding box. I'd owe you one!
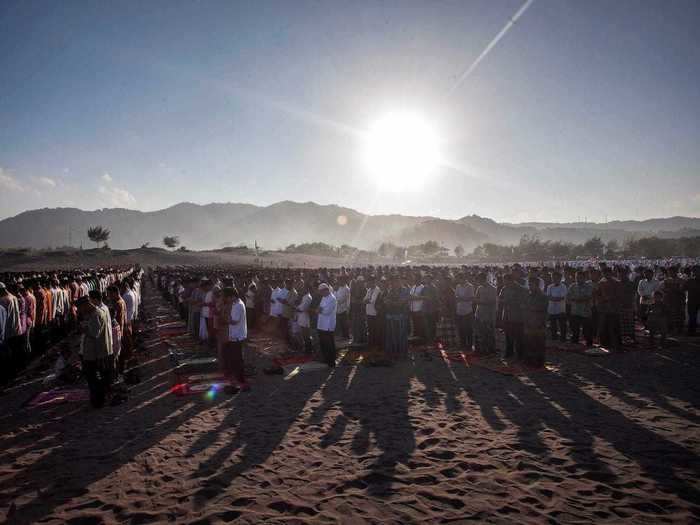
[438,349,700,508]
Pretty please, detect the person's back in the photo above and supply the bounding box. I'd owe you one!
[83,306,111,361]
[475,283,497,322]
[506,281,526,321]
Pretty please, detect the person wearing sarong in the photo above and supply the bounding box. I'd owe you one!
[317,283,337,367]
[188,278,204,339]
[455,274,474,350]
[618,268,637,343]
[661,268,684,335]
[364,277,382,349]
[546,272,568,342]
[684,266,700,336]
[335,276,351,339]
[295,283,313,354]
[435,278,459,351]
[637,269,659,329]
[409,275,425,340]
[281,279,297,342]
[350,276,367,345]
[216,288,232,376]
[498,273,526,358]
[223,287,248,389]
[421,277,438,343]
[568,272,594,346]
[383,276,410,360]
[245,283,257,330]
[596,267,623,351]
[647,290,668,348]
[200,279,214,345]
[474,273,497,354]
[522,277,548,368]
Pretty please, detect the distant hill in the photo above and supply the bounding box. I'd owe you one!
[0,201,697,251]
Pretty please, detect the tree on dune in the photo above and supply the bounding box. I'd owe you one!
[163,236,180,250]
[87,226,110,248]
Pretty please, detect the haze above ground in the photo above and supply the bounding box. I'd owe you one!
[1,0,699,223]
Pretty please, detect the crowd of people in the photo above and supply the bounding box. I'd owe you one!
[2,259,698,404]
[154,260,700,383]
[0,267,144,407]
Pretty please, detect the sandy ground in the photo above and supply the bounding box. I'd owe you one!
[1,286,700,524]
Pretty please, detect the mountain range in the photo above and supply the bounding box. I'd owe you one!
[1,201,698,252]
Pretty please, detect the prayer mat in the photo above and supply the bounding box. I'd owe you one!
[170,378,235,396]
[474,355,552,376]
[27,388,90,408]
[273,355,314,367]
[283,361,328,379]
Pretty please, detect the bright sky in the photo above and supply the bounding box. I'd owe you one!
[1,0,699,223]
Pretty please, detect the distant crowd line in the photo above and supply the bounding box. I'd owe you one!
[154,260,700,384]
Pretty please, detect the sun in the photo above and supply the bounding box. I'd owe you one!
[364,111,440,191]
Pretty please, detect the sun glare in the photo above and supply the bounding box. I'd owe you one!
[364,112,440,191]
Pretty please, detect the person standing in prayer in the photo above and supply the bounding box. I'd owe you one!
[474,273,497,354]
[647,290,668,348]
[617,267,637,344]
[21,284,35,357]
[422,276,438,343]
[245,283,257,330]
[637,269,659,329]
[661,267,684,335]
[546,271,568,342]
[0,283,21,376]
[334,276,351,340]
[364,276,382,349]
[223,287,249,390]
[522,276,548,368]
[188,278,204,340]
[296,282,314,354]
[0,300,7,384]
[435,276,459,351]
[498,273,526,359]
[350,275,367,345]
[409,275,425,340]
[455,274,475,350]
[567,271,594,346]
[596,266,623,351]
[200,279,215,346]
[383,275,410,360]
[684,266,700,336]
[76,296,113,408]
[281,279,297,341]
[317,283,337,367]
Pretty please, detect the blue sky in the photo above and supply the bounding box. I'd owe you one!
[1,0,698,222]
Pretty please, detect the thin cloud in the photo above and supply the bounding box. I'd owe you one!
[101,172,113,182]
[98,185,136,208]
[0,168,25,191]
[37,176,57,187]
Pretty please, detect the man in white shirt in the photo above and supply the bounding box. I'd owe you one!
[546,271,568,342]
[455,274,475,349]
[224,287,249,390]
[409,275,425,339]
[637,269,659,328]
[364,276,382,348]
[334,276,351,340]
[317,283,337,366]
[269,283,283,318]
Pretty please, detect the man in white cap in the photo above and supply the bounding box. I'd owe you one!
[316,283,337,367]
